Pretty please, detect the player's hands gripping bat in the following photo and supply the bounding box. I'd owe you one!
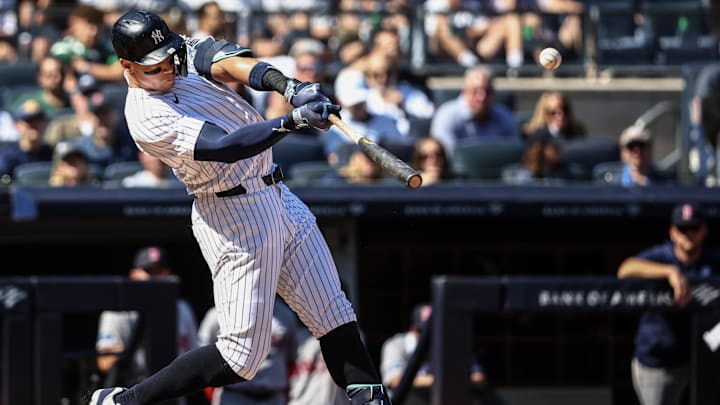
[285,81,331,107]
[329,114,423,189]
[288,101,340,130]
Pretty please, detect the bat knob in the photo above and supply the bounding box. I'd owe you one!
[407,173,423,189]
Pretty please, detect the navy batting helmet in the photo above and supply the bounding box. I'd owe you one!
[112,10,184,65]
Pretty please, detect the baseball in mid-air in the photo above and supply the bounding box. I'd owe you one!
[539,47,562,70]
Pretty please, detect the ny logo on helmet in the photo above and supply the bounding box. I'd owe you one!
[151,29,164,45]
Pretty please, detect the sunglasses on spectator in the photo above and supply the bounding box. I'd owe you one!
[677,225,702,233]
[297,63,323,73]
[467,86,493,95]
[546,106,567,116]
[625,141,647,150]
[419,151,444,160]
[367,70,389,79]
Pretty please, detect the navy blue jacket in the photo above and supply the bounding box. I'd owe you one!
[634,240,720,367]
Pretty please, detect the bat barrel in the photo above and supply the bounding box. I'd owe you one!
[329,114,423,189]
[358,138,423,189]
[406,173,423,189]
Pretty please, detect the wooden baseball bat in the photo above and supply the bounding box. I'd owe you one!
[329,114,423,189]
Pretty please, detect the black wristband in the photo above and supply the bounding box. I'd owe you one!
[248,62,292,94]
[262,67,294,94]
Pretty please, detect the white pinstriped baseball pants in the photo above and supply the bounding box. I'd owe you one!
[631,357,689,405]
[191,183,356,380]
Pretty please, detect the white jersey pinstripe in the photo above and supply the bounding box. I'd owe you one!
[123,37,357,380]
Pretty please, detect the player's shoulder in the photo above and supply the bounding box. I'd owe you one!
[187,35,253,58]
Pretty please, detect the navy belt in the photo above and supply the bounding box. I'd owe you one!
[215,166,284,197]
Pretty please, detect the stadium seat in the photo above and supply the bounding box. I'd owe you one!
[593,161,625,185]
[380,142,416,163]
[0,61,38,86]
[501,162,535,185]
[0,84,37,110]
[287,160,336,186]
[272,133,326,175]
[590,3,655,66]
[562,138,620,179]
[12,161,53,186]
[103,161,143,181]
[407,116,432,139]
[452,139,525,181]
[100,83,129,110]
[651,4,718,65]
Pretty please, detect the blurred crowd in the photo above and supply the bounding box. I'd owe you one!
[0,0,715,189]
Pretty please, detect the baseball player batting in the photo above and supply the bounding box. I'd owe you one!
[89,10,391,405]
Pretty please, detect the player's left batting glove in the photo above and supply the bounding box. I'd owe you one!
[284,80,332,107]
[287,101,341,131]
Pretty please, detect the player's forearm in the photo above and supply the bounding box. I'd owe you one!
[617,257,676,280]
[211,56,259,84]
[211,57,294,96]
[194,117,292,163]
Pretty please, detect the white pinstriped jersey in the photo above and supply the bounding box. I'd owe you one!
[123,37,270,195]
[120,36,357,380]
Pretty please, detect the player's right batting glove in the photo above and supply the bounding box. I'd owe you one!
[284,80,332,107]
[287,101,341,131]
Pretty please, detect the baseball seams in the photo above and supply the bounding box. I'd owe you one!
[539,47,562,70]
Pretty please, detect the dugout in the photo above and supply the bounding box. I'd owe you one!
[1,183,720,404]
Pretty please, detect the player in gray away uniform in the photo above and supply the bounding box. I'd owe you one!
[88,9,390,405]
[197,296,298,405]
[289,325,352,405]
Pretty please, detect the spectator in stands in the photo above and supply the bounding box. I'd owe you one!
[0,110,18,142]
[430,65,520,154]
[521,90,586,141]
[331,27,407,105]
[410,137,455,187]
[370,28,405,68]
[333,149,384,184]
[69,90,124,170]
[424,0,524,68]
[0,99,53,179]
[264,38,329,120]
[520,0,585,61]
[335,36,367,71]
[43,74,107,147]
[618,202,720,405]
[0,35,17,62]
[15,0,60,62]
[11,56,72,120]
[197,295,298,405]
[49,4,124,82]
[190,1,229,39]
[289,323,351,405]
[363,51,435,138]
[520,132,580,183]
[692,63,720,150]
[96,246,199,402]
[120,151,184,189]
[322,88,405,166]
[289,277,358,405]
[380,303,487,399]
[618,125,673,187]
[48,141,99,186]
